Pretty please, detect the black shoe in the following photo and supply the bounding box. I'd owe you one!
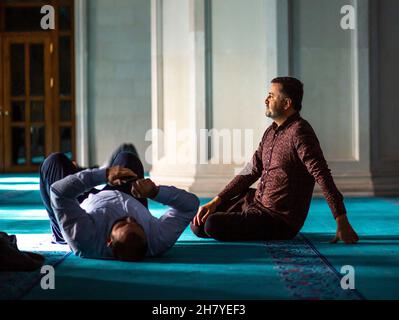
[51,234,68,245]
[106,143,140,167]
[0,232,17,250]
[0,232,45,272]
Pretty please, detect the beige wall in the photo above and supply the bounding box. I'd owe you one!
[291,0,356,161]
[371,0,399,177]
[162,0,192,163]
[87,0,151,170]
[375,0,399,161]
[212,0,270,148]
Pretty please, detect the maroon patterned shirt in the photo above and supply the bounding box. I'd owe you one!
[218,112,346,231]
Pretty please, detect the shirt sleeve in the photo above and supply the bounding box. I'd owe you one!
[293,125,347,219]
[217,130,266,203]
[149,186,200,256]
[49,168,107,255]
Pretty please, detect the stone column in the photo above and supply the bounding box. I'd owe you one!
[75,0,89,167]
[150,0,208,193]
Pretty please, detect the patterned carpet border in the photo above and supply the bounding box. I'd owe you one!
[265,234,365,300]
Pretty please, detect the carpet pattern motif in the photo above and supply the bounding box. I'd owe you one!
[266,234,364,300]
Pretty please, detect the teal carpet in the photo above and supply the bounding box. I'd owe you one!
[0,175,398,300]
[0,174,41,204]
[301,198,399,300]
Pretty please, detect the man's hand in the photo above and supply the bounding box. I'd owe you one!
[107,166,137,186]
[192,196,222,226]
[131,178,159,199]
[330,214,359,244]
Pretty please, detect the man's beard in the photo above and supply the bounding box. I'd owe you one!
[265,106,283,119]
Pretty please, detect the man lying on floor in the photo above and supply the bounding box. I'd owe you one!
[39,151,199,261]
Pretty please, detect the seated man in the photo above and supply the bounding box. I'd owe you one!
[191,77,359,245]
[39,150,199,261]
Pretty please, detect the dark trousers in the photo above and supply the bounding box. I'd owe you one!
[39,151,147,244]
[190,189,297,241]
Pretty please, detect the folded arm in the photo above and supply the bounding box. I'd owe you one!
[217,131,267,203]
[192,131,269,226]
[50,169,107,255]
[150,186,200,255]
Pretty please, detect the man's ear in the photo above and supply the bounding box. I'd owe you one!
[106,236,113,248]
[284,97,293,110]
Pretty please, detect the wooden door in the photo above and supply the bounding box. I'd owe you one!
[2,35,52,172]
[0,0,75,173]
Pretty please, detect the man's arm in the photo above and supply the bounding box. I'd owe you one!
[50,168,107,254]
[152,186,200,255]
[293,125,359,244]
[192,130,268,226]
[217,130,267,203]
[293,126,346,218]
[131,179,200,255]
[50,166,137,255]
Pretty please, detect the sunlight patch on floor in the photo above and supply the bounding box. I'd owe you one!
[15,234,71,252]
[0,177,39,184]
[0,209,48,219]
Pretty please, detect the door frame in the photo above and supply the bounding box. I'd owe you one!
[2,33,53,172]
[0,35,4,172]
[0,0,76,173]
